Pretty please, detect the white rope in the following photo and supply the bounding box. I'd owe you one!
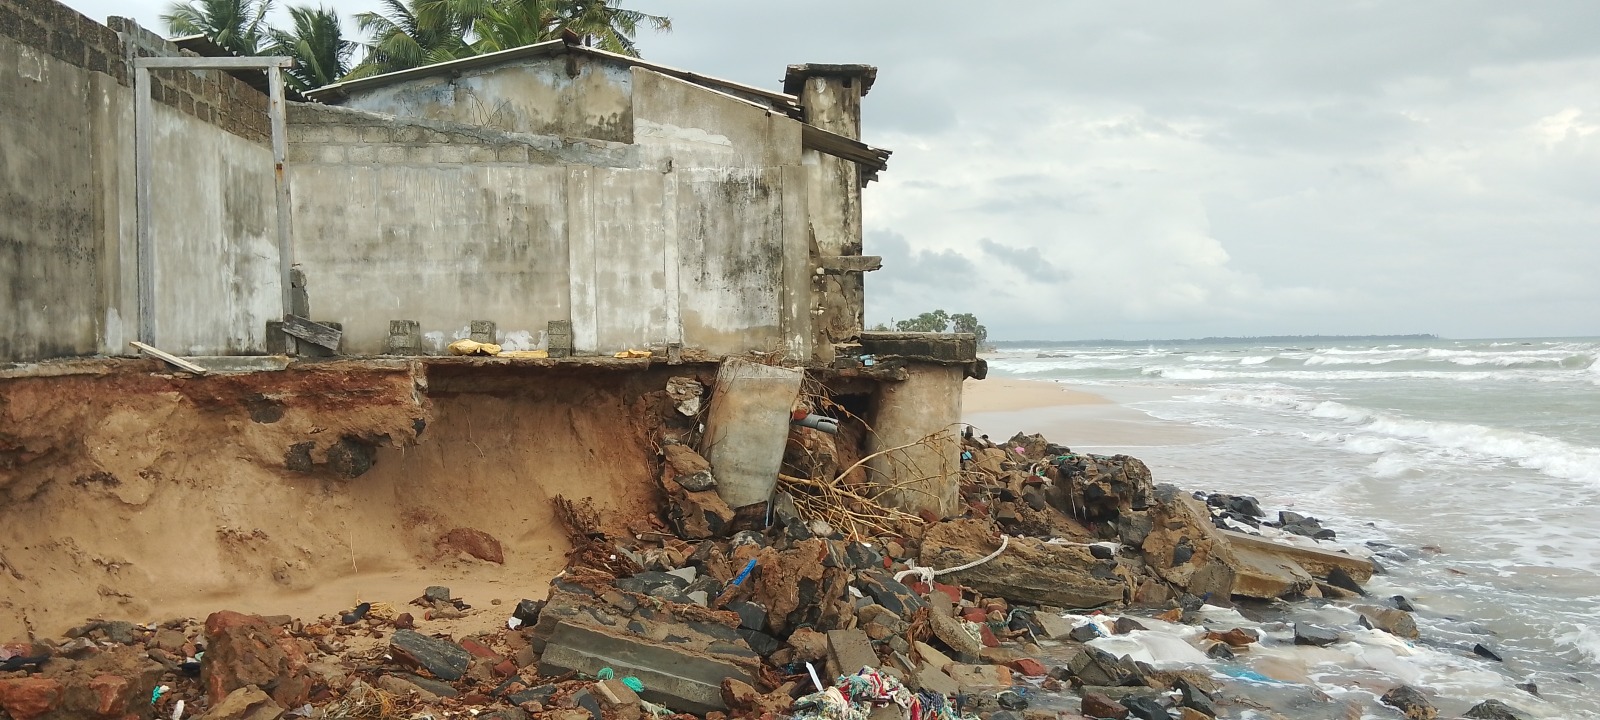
[893,534,1010,585]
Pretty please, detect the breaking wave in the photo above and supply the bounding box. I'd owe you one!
[1188,391,1600,484]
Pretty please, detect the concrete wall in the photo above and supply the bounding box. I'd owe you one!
[295,67,815,358]
[338,53,635,143]
[0,0,281,361]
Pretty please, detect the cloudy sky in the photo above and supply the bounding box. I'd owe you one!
[63,1,1600,341]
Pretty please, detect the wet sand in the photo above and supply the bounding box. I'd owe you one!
[961,377,1235,450]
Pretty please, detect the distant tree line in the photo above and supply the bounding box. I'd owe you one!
[871,310,989,349]
[162,0,671,92]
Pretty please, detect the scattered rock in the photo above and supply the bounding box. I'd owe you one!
[1082,692,1129,719]
[1121,693,1172,720]
[0,678,65,720]
[389,630,471,682]
[1473,643,1504,662]
[201,685,284,720]
[1064,646,1141,687]
[1355,605,1419,639]
[202,610,312,708]
[439,527,505,563]
[1293,623,1340,647]
[1380,685,1437,720]
[1463,699,1530,720]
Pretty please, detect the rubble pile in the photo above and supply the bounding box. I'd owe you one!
[0,378,1535,720]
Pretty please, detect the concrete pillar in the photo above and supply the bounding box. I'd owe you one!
[470,320,497,344]
[783,64,876,360]
[868,363,964,519]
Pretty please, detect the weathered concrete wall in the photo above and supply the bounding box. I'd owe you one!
[338,53,635,143]
[293,68,814,358]
[0,0,281,361]
[792,69,871,357]
[286,103,599,354]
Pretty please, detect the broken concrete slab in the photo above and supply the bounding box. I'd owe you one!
[944,663,1012,692]
[1219,529,1374,583]
[699,359,804,509]
[1227,541,1314,599]
[389,630,471,682]
[921,520,1126,609]
[537,621,755,716]
[825,628,879,678]
[928,611,982,662]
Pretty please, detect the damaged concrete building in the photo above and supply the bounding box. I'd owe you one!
[0,0,981,636]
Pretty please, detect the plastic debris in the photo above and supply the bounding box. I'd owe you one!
[621,676,644,692]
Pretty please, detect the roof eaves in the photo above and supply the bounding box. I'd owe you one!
[799,124,891,181]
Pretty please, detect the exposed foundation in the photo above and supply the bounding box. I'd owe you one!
[0,360,683,639]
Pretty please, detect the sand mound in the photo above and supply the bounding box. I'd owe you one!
[0,362,664,639]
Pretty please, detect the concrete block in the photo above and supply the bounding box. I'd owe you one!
[699,359,804,509]
[468,145,497,163]
[330,125,361,143]
[425,129,451,143]
[537,621,754,716]
[347,144,376,163]
[825,629,878,679]
[547,321,573,358]
[436,145,468,164]
[361,126,391,143]
[377,145,407,164]
[496,145,529,163]
[285,143,317,163]
[293,125,333,144]
[470,320,497,344]
[315,145,347,164]
[392,126,423,143]
[386,320,421,355]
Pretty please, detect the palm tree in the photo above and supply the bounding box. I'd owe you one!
[267,5,354,90]
[469,0,558,54]
[552,0,669,57]
[162,0,276,56]
[347,0,475,78]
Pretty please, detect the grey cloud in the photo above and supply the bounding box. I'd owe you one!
[976,238,1065,283]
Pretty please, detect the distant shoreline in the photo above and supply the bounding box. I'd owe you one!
[991,333,1438,347]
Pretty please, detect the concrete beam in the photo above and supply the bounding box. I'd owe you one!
[858,332,977,364]
[817,255,883,274]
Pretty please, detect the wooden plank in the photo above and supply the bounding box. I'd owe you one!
[281,315,342,351]
[128,341,209,375]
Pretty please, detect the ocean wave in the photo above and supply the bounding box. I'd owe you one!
[1183,354,1279,365]
[1557,624,1600,664]
[1144,367,1534,382]
[1192,391,1600,484]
